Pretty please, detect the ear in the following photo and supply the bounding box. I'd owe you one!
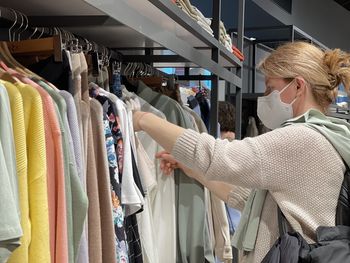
[295,77,307,97]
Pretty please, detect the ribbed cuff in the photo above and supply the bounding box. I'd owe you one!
[171,129,199,168]
[227,187,251,211]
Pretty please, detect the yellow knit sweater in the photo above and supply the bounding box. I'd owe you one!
[16,82,50,263]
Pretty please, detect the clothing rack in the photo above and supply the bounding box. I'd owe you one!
[0,0,245,139]
[0,2,245,263]
[0,6,123,62]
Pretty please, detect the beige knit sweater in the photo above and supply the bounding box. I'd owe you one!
[172,124,345,263]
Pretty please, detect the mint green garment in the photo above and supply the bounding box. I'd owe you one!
[232,189,266,251]
[136,81,211,263]
[0,84,22,262]
[285,109,350,166]
[232,108,350,252]
[36,80,88,263]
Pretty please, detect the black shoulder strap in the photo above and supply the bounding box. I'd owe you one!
[336,162,350,226]
[277,206,289,235]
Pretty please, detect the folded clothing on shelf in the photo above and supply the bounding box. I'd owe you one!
[173,0,244,59]
[232,45,244,61]
[192,6,211,25]
[174,0,198,21]
[198,20,214,36]
[174,0,213,35]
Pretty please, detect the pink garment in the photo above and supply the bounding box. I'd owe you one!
[6,67,68,263]
[34,85,56,263]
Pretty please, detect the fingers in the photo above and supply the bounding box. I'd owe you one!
[159,159,177,175]
[155,150,168,158]
[156,151,180,175]
[156,152,177,165]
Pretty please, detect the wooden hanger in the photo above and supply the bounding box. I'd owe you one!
[133,76,165,89]
[0,42,46,80]
[0,43,13,65]
[6,35,63,62]
[0,7,29,72]
[0,68,20,84]
[0,42,28,75]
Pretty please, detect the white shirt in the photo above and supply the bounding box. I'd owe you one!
[99,88,144,215]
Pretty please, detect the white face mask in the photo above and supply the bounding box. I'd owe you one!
[257,79,297,130]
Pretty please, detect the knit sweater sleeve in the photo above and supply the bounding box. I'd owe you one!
[172,128,265,189]
[171,124,321,191]
[227,186,251,211]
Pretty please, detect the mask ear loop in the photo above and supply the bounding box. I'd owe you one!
[279,78,296,95]
[282,78,300,105]
[290,96,298,105]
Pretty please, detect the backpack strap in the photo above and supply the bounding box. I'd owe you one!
[336,161,350,226]
[277,206,289,235]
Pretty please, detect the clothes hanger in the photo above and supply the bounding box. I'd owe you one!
[132,62,168,90]
[0,9,37,75]
[11,9,24,42]
[17,11,29,41]
[123,62,131,77]
[88,40,101,77]
[0,67,22,84]
[121,62,138,93]
[112,61,121,74]
[1,10,49,79]
[0,8,29,74]
[0,8,18,65]
[6,12,64,63]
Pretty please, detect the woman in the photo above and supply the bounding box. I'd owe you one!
[133,42,350,262]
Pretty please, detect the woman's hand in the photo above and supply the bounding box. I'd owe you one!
[155,151,197,179]
[156,152,239,206]
[155,151,180,175]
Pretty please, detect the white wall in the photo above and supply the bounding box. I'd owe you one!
[253,0,350,50]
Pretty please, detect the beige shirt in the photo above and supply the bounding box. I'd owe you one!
[172,124,344,263]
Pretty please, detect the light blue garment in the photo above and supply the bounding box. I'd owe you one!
[38,80,88,263]
[187,95,201,117]
[226,205,241,234]
[59,90,89,263]
[193,104,201,117]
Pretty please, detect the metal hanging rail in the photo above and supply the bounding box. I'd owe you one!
[1,0,245,138]
[81,0,242,86]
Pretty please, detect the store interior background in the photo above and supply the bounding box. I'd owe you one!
[157,0,350,135]
[187,0,350,136]
[169,0,350,100]
[190,0,350,51]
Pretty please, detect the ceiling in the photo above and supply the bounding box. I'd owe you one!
[334,0,350,11]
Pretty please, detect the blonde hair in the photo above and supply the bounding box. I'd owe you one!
[258,41,350,108]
